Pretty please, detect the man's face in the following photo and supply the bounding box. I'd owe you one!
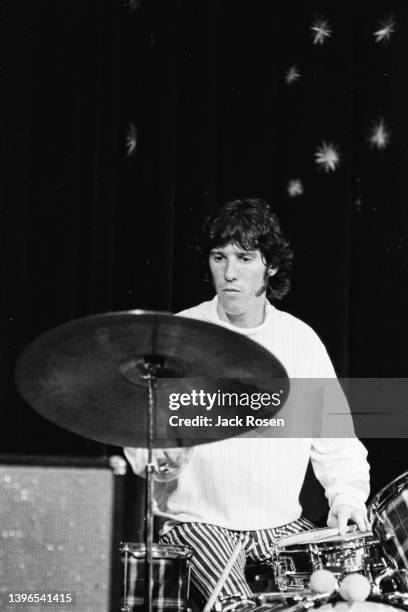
[209,243,273,316]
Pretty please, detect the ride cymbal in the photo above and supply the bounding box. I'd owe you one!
[15,311,288,447]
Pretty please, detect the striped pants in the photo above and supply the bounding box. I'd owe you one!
[160,518,314,607]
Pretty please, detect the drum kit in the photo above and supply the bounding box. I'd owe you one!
[14,311,408,612]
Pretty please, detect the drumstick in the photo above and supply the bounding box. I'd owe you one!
[275,524,358,547]
[203,534,245,612]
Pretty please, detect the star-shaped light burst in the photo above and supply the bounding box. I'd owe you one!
[374,15,396,43]
[310,17,332,45]
[126,122,137,157]
[369,118,391,150]
[129,0,143,14]
[353,197,363,213]
[287,179,304,198]
[314,141,340,173]
[285,66,301,85]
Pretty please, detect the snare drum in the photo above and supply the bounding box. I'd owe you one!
[120,542,192,611]
[273,528,379,592]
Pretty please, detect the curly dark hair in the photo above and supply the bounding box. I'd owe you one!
[200,198,293,301]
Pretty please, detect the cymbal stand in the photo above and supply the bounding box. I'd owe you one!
[141,361,160,612]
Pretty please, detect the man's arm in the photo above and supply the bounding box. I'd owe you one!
[310,437,370,535]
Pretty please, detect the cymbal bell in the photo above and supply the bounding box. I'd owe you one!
[15,311,289,447]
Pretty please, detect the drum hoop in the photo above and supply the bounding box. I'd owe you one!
[278,537,378,554]
[310,538,376,552]
[119,542,192,558]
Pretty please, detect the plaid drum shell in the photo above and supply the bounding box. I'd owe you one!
[369,472,408,570]
[120,543,192,611]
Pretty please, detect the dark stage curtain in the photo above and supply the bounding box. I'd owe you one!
[2,1,408,521]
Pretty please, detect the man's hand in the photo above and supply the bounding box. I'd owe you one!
[148,447,194,481]
[327,504,371,536]
[152,448,193,470]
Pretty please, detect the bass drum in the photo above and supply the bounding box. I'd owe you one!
[218,595,408,612]
[319,601,408,612]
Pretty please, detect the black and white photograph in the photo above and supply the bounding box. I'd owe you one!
[1,1,408,611]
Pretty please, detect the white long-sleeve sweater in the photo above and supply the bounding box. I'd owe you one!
[124,297,369,532]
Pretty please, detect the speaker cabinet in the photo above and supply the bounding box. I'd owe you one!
[0,455,127,611]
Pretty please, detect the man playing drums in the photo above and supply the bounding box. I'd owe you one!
[125,198,370,606]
